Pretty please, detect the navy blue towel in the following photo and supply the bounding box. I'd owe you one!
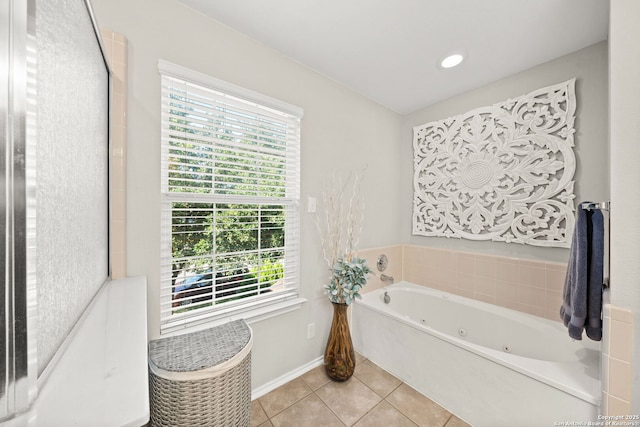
[560,204,604,341]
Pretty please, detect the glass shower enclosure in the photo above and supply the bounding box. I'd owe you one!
[1,0,110,420]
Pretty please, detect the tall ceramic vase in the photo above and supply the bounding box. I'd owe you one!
[324,302,355,381]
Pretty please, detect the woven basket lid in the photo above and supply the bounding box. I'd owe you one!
[149,319,251,372]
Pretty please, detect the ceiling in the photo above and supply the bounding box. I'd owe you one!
[180,0,609,115]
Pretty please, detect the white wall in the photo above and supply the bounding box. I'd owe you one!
[609,0,640,412]
[400,42,609,263]
[90,0,627,401]
[90,0,402,389]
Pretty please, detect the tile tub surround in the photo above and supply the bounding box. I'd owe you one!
[251,354,470,427]
[602,303,634,415]
[100,29,127,279]
[401,245,568,322]
[358,244,567,322]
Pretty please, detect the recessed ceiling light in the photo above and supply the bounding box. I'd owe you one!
[440,53,465,69]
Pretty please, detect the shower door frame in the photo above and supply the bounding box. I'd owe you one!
[1,0,112,420]
[1,0,37,420]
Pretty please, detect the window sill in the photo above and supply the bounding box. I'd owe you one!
[162,295,307,336]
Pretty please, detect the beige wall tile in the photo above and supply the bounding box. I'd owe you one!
[602,352,610,394]
[112,60,126,82]
[427,247,453,270]
[474,276,495,297]
[111,154,125,190]
[454,252,475,276]
[610,319,633,362]
[496,261,519,283]
[544,290,562,322]
[518,264,546,288]
[113,31,126,44]
[432,267,456,288]
[111,41,127,66]
[111,220,125,254]
[518,285,546,309]
[610,306,633,323]
[112,126,126,157]
[425,280,454,294]
[427,248,453,286]
[517,304,546,318]
[603,304,611,359]
[111,93,126,128]
[455,272,475,294]
[111,188,125,222]
[102,29,128,281]
[475,256,496,279]
[495,281,518,310]
[518,259,546,268]
[473,292,496,305]
[113,76,126,97]
[103,39,113,61]
[608,358,631,401]
[384,245,403,282]
[452,288,474,300]
[403,245,426,285]
[545,268,566,292]
[545,261,567,271]
[100,30,113,56]
[385,246,573,320]
[607,394,631,416]
[111,250,126,279]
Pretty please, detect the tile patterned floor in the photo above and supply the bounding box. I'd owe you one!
[251,354,471,427]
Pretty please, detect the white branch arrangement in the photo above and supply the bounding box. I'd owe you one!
[316,169,372,305]
[317,170,364,267]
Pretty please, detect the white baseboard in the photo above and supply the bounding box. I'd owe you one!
[251,356,324,400]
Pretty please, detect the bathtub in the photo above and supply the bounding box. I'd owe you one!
[352,282,600,427]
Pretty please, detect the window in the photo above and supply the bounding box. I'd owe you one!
[159,61,303,333]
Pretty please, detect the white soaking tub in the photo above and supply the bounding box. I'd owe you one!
[352,282,600,427]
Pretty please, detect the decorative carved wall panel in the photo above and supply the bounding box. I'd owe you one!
[412,79,577,247]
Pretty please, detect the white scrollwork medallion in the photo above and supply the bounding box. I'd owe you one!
[412,79,577,247]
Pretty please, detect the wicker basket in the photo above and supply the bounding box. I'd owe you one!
[148,320,252,427]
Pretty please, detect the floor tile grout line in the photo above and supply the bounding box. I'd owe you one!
[314,389,348,427]
[382,381,424,426]
[258,383,314,422]
[442,413,454,427]
[257,354,466,427]
[350,399,383,427]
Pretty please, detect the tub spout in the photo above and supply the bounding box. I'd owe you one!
[380,274,394,285]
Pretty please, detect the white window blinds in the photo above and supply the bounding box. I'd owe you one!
[159,61,302,332]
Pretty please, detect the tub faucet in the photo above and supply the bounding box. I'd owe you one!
[380,273,394,285]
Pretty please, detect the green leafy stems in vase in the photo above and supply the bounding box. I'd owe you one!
[324,257,373,306]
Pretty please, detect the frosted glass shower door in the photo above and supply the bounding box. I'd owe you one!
[35,0,110,375]
[1,0,111,420]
